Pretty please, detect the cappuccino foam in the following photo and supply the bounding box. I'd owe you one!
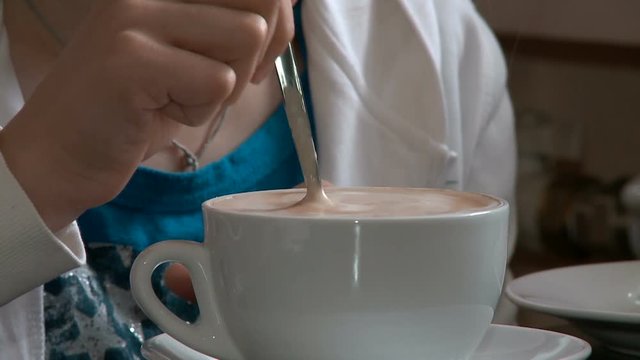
[209,187,500,218]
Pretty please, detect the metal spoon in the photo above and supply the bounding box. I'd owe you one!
[275,44,330,205]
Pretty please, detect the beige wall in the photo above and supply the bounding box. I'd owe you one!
[507,51,640,181]
[474,0,640,46]
[474,2,640,252]
[474,0,640,181]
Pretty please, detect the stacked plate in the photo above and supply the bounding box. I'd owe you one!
[507,260,640,356]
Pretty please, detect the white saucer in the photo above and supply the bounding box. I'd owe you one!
[141,324,591,360]
[507,260,640,355]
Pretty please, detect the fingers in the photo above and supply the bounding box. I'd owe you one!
[252,1,295,83]
[4,0,298,229]
[173,0,295,86]
[110,30,235,127]
[113,0,296,122]
[137,1,270,102]
[164,263,197,303]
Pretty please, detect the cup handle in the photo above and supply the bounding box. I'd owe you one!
[130,240,243,360]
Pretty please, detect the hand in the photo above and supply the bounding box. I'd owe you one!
[165,262,197,303]
[0,0,296,231]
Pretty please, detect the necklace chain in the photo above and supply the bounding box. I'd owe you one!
[172,108,227,171]
[22,0,225,172]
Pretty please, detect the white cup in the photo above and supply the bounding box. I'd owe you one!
[131,187,509,360]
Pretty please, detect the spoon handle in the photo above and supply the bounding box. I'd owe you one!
[275,44,324,198]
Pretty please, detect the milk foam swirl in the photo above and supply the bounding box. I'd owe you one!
[209,187,501,218]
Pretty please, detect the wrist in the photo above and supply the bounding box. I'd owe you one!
[0,126,85,232]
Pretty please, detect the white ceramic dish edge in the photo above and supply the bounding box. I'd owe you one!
[506,260,640,324]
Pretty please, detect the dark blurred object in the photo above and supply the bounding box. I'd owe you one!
[621,176,640,258]
[538,159,633,260]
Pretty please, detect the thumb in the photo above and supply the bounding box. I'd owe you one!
[164,262,196,303]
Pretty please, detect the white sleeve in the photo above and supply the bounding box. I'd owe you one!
[0,152,85,306]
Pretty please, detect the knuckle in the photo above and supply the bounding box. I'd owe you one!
[239,13,269,50]
[107,31,162,108]
[217,68,237,97]
[113,29,144,53]
[109,30,153,68]
[207,66,237,100]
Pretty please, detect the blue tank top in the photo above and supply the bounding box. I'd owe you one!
[44,5,313,359]
[77,102,305,250]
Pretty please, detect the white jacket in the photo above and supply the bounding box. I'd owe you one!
[0,0,516,358]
